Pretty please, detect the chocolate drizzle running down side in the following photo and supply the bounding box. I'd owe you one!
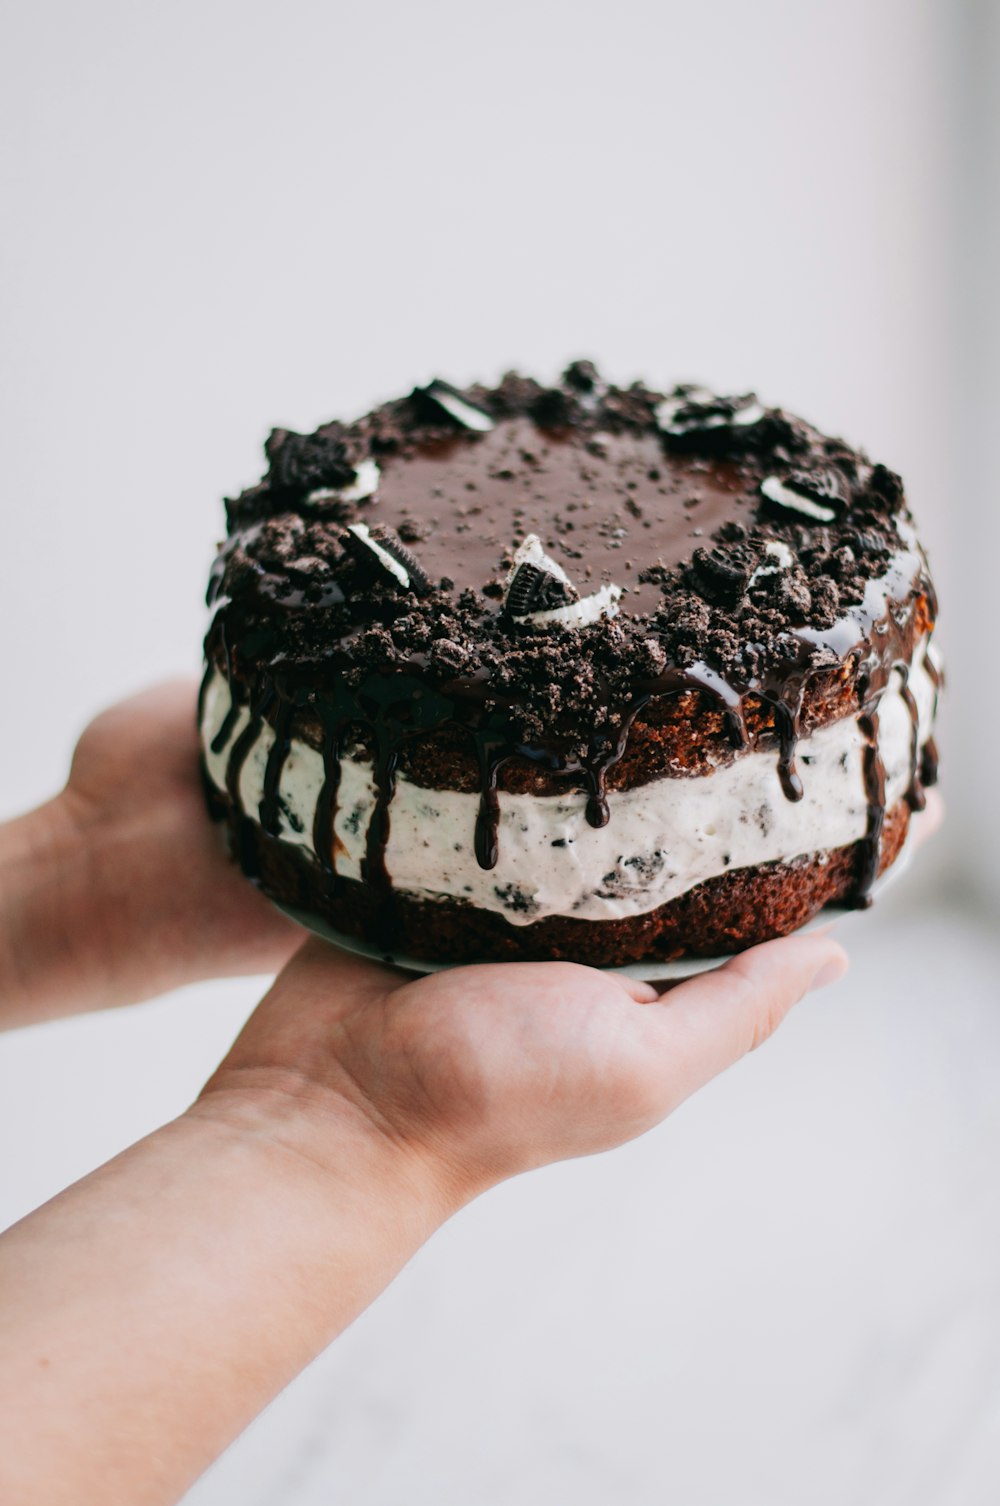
[312,718,342,887]
[223,678,275,881]
[898,666,926,814]
[259,696,294,837]
[203,364,940,926]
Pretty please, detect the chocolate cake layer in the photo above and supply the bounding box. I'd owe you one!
[200,364,940,962]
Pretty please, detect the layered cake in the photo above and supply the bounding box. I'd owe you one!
[199,363,940,966]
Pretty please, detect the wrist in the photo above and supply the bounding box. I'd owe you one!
[0,1080,460,1505]
[193,1064,476,1224]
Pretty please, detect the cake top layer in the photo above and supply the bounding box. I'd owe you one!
[208,363,933,751]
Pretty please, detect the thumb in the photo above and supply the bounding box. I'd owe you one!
[643,935,848,1110]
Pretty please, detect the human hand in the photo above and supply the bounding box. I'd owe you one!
[200,930,849,1201]
[0,680,299,1026]
[0,934,849,1506]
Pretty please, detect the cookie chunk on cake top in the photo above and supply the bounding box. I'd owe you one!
[199,363,940,965]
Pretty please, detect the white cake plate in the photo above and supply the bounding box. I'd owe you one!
[273,833,914,982]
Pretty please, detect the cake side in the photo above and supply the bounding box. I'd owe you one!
[200,643,936,937]
[209,794,916,966]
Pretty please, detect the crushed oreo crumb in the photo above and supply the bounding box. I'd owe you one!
[265,429,359,500]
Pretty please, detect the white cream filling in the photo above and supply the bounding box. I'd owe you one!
[201,648,936,926]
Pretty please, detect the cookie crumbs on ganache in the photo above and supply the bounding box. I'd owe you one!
[211,362,918,747]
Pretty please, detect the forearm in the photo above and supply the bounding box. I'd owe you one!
[0,1084,459,1506]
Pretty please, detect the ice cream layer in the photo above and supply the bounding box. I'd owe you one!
[200,653,936,927]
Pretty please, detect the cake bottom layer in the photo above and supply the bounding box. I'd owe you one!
[214,797,913,966]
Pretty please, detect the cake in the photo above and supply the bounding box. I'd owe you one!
[198,363,940,966]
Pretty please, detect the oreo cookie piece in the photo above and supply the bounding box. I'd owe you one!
[413,379,495,433]
[305,457,380,505]
[760,467,848,524]
[562,359,601,393]
[507,564,577,615]
[503,535,578,616]
[656,387,766,439]
[341,523,432,596]
[688,545,755,609]
[517,583,621,629]
[529,386,580,429]
[266,429,374,501]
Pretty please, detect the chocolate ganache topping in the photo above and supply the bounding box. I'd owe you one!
[202,363,939,924]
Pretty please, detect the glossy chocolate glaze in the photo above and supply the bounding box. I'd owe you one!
[203,368,939,942]
[372,419,753,601]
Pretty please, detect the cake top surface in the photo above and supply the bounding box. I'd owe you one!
[208,363,933,750]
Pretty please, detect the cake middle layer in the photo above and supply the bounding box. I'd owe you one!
[201,646,936,928]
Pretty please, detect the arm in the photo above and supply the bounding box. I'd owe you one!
[0,934,846,1506]
[0,681,298,1029]
[0,1086,451,1506]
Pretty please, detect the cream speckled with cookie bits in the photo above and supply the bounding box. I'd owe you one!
[200,645,935,926]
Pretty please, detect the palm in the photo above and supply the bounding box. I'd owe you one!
[211,934,849,1190]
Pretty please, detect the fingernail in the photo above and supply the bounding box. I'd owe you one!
[810,953,848,992]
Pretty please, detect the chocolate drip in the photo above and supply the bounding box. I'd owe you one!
[259,697,294,836]
[197,660,213,734]
[225,681,273,807]
[583,766,611,829]
[223,680,274,881]
[855,708,887,905]
[210,627,241,755]
[582,736,616,829]
[920,737,940,789]
[473,740,510,871]
[364,728,401,945]
[312,721,342,884]
[772,700,805,802]
[898,667,926,813]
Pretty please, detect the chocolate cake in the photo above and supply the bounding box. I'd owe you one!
[198,364,941,966]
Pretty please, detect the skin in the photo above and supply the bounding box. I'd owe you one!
[0,679,936,1506]
[0,681,300,1027]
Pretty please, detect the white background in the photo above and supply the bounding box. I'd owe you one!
[2,1,998,1502]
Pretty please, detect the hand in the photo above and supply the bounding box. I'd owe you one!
[0,938,848,1506]
[0,680,299,1026]
[200,930,849,1199]
[227,789,936,1193]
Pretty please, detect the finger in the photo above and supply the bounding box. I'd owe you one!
[75,678,201,750]
[642,934,848,1107]
[622,979,660,1004]
[467,961,659,1005]
[609,973,660,1004]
